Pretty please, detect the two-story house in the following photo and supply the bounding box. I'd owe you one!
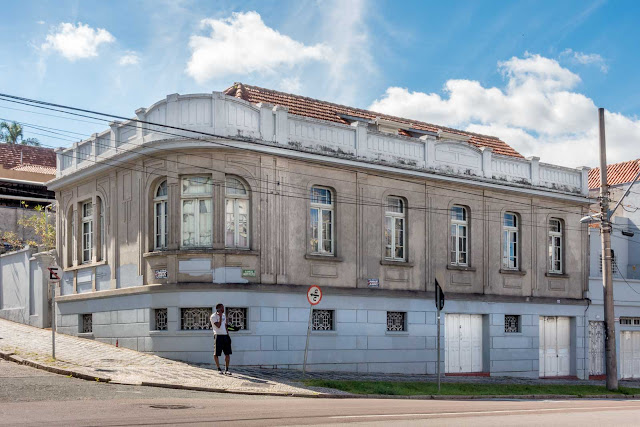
[48,83,591,378]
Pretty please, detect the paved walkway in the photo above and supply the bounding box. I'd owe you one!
[0,319,321,396]
[2,318,639,395]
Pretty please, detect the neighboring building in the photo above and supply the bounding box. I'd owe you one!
[0,144,56,249]
[47,84,592,377]
[587,160,640,379]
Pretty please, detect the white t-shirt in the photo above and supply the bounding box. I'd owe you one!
[210,312,227,335]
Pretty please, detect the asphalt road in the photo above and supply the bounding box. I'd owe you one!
[2,360,640,426]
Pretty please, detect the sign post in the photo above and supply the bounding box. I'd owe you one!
[48,266,60,360]
[303,285,322,376]
[435,279,445,393]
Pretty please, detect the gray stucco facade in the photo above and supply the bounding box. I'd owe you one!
[49,90,592,378]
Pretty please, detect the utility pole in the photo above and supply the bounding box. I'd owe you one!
[598,107,618,391]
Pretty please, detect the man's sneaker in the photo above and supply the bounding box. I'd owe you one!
[224,370,232,376]
[218,368,224,375]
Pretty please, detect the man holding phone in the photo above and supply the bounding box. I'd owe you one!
[210,303,232,375]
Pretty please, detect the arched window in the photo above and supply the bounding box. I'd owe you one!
[154,180,168,249]
[385,197,405,261]
[225,176,249,248]
[310,186,334,255]
[549,218,563,273]
[450,205,468,266]
[502,212,519,270]
[81,201,93,263]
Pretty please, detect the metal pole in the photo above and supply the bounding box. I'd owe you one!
[51,282,55,360]
[437,285,441,393]
[302,305,313,376]
[599,107,618,390]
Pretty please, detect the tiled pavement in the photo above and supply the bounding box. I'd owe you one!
[2,318,639,394]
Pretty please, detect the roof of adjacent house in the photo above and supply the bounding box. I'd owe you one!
[588,159,640,189]
[10,164,57,175]
[223,83,524,158]
[0,144,56,172]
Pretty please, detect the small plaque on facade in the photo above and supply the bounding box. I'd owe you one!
[154,269,168,279]
[241,269,256,278]
[367,279,379,288]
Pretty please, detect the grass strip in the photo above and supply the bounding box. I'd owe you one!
[303,380,640,397]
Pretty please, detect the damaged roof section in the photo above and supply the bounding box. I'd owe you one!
[224,82,523,158]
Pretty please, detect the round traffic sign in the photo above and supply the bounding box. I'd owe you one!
[307,285,322,305]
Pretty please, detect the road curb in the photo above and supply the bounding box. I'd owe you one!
[0,350,111,383]
[4,349,640,401]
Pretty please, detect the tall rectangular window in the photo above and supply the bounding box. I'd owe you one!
[225,177,249,248]
[450,206,468,266]
[385,197,405,260]
[154,181,168,249]
[181,176,213,247]
[99,198,105,261]
[502,212,519,269]
[310,187,334,255]
[81,201,93,263]
[548,219,563,273]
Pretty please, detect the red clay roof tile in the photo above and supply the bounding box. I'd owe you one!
[588,159,640,189]
[0,144,56,170]
[223,83,524,158]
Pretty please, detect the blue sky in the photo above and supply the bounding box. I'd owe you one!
[0,0,638,167]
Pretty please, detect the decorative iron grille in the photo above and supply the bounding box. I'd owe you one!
[227,307,247,330]
[312,309,334,331]
[155,308,168,331]
[81,313,92,333]
[387,312,406,331]
[504,315,520,333]
[180,308,212,330]
[589,321,605,376]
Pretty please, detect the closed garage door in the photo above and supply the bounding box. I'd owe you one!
[621,331,640,379]
[445,314,483,373]
[539,316,570,377]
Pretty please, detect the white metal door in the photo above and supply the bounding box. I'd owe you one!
[445,314,483,373]
[620,331,640,379]
[539,316,571,377]
[589,321,605,376]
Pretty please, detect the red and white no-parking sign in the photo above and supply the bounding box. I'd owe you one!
[307,285,322,305]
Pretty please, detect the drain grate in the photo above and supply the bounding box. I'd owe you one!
[149,404,194,410]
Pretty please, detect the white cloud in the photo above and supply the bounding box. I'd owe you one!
[186,11,332,83]
[561,48,608,73]
[279,76,301,92]
[369,53,640,168]
[41,22,115,61]
[36,20,45,25]
[119,51,140,66]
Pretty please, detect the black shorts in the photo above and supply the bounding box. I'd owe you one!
[214,334,232,357]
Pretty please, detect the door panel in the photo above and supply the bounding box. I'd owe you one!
[539,316,571,377]
[589,321,605,376]
[557,317,571,376]
[445,314,482,373]
[621,331,640,379]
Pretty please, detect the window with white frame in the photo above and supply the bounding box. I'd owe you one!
[310,186,334,255]
[385,197,406,260]
[548,219,563,274]
[225,177,249,248]
[81,201,93,263]
[181,176,213,247]
[68,208,75,267]
[98,197,105,261]
[154,180,168,250]
[450,205,468,266]
[502,212,519,269]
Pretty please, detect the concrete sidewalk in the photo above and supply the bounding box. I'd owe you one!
[0,318,325,397]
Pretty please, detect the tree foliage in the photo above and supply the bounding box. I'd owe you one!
[17,202,55,250]
[0,121,41,146]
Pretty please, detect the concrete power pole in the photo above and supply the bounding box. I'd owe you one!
[598,107,618,391]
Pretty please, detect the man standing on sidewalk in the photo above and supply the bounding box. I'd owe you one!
[210,303,232,375]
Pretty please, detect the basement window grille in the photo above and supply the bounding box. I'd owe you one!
[81,314,93,333]
[312,309,334,331]
[620,317,640,326]
[505,315,520,333]
[180,308,212,330]
[599,250,618,274]
[227,307,247,330]
[387,312,406,332]
[154,308,168,331]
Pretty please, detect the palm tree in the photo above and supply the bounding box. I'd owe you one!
[0,121,40,146]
